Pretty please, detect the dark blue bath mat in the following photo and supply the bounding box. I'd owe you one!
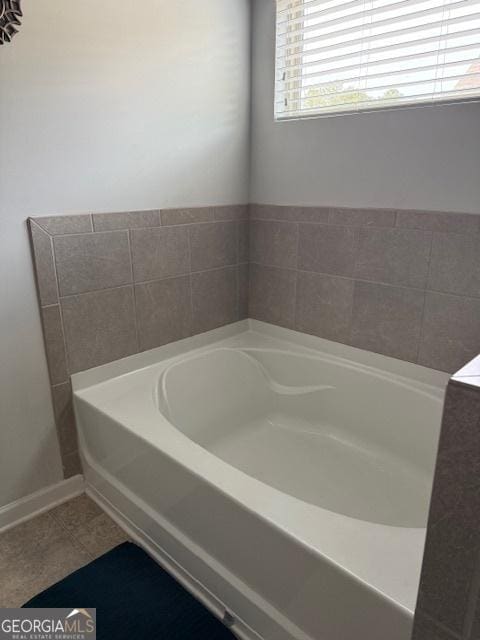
[23,541,235,640]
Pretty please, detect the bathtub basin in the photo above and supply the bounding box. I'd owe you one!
[72,319,448,640]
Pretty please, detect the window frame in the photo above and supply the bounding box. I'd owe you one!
[274,0,480,120]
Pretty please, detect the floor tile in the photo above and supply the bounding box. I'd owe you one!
[0,512,59,564]
[0,495,131,607]
[0,512,91,607]
[48,494,104,532]
[71,512,128,559]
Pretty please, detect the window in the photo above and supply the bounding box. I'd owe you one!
[275,0,480,118]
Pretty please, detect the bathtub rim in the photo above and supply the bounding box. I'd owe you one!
[156,344,445,413]
[72,319,449,393]
[72,320,449,619]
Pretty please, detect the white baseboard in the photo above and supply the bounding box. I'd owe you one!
[0,475,85,533]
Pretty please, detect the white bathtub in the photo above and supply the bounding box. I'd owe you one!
[72,320,448,640]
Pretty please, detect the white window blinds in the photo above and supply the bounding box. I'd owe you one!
[275,0,480,118]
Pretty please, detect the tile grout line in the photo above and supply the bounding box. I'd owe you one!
[292,223,300,330]
[251,218,395,231]
[46,500,97,561]
[30,212,480,238]
[30,206,480,234]
[49,234,60,302]
[417,611,463,640]
[51,380,72,390]
[50,498,130,563]
[27,220,58,311]
[248,261,480,302]
[127,229,141,353]
[54,264,244,301]
[236,264,240,321]
[236,220,241,266]
[249,214,480,236]
[236,221,241,319]
[187,225,195,336]
[252,203,479,220]
[31,219,246,239]
[350,224,362,281]
[40,302,63,310]
[50,238,71,379]
[347,226,363,347]
[48,236,75,476]
[415,231,435,365]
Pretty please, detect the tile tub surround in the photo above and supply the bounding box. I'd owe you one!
[28,206,248,478]
[412,361,480,640]
[29,202,480,477]
[249,205,480,373]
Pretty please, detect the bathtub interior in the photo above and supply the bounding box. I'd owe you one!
[157,347,443,528]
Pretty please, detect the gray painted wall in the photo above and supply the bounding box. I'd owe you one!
[0,0,250,508]
[250,0,480,213]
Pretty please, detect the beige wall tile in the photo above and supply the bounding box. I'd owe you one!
[328,207,396,227]
[54,231,132,296]
[249,204,330,223]
[428,233,480,298]
[214,205,248,221]
[41,305,68,385]
[396,210,479,234]
[238,264,249,320]
[34,215,93,235]
[51,382,78,458]
[62,450,82,478]
[160,207,214,226]
[29,221,58,305]
[92,210,160,231]
[190,222,237,271]
[250,220,298,269]
[418,293,480,373]
[355,227,432,289]
[249,264,296,328]
[191,267,238,333]
[296,271,354,343]
[131,226,189,282]
[238,221,249,263]
[412,612,459,640]
[61,286,137,373]
[135,277,192,351]
[350,281,424,362]
[417,382,480,635]
[298,224,358,277]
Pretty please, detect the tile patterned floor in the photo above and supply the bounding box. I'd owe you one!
[0,493,129,607]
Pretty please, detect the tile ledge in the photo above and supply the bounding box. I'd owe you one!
[453,355,480,378]
[449,376,480,392]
